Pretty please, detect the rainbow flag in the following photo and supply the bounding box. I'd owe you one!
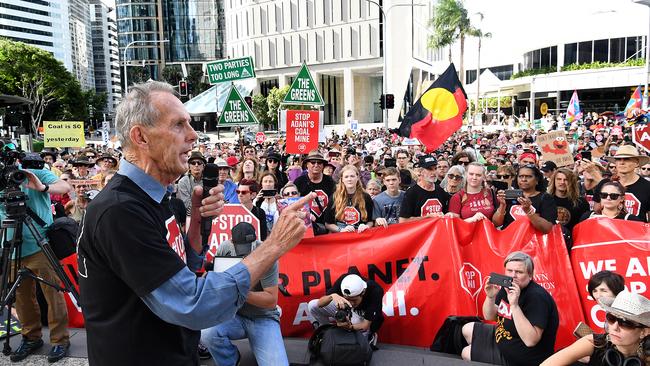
[566,90,582,122]
[624,86,643,115]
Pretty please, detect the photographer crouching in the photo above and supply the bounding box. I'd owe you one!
[0,150,73,363]
[308,274,384,345]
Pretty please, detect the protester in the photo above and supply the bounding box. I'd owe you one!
[324,165,374,233]
[263,152,288,190]
[308,273,384,343]
[91,153,118,188]
[234,157,260,183]
[201,222,287,366]
[493,165,516,190]
[548,168,589,238]
[365,179,382,198]
[279,183,300,199]
[77,81,313,366]
[237,178,268,241]
[399,155,450,221]
[215,158,239,203]
[285,155,303,182]
[448,163,497,223]
[579,181,644,222]
[442,165,465,194]
[462,251,559,366]
[373,167,404,227]
[294,151,336,235]
[177,151,206,216]
[540,161,557,181]
[493,164,557,233]
[255,172,280,233]
[71,156,94,179]
[436,159,450,182]
[395,149,416,189]
[604,145,650,221]
[641,162,650,180]
[587,270,625,302]
[540,291,649,366]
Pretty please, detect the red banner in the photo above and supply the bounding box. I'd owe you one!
[278,218,584,349]
[571,218,650,331]
[285,110,319,154]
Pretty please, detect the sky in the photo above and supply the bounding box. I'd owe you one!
[456,0,650,67]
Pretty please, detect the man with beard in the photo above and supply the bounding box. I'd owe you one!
[294,151,336,235]
[399,155,450,221]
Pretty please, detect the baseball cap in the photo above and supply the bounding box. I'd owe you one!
[226,156,239,167]
[340,274,367,297]
[540,161,557,172]
[417,154,437,169]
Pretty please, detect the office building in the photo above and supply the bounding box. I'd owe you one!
[91,0,122,114]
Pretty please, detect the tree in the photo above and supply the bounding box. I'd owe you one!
[0,38,82,134]
[252,94,271,129]
[187,65,210,97]
[161,65,183,87]
[266,86,290,129]
[427,0,482,85]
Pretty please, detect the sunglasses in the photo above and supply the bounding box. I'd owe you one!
[282,191,299,197]
[189,161,204,166]
[599,192,622,200]
[447,174,463,180]
[236,190,251,194]
[642,167,650,171]
[605,313,644,330]
[496,174,511,179]
[459,161,470,166]
[308,160,324,165]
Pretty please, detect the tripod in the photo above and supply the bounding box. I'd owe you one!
[0,190,79,356]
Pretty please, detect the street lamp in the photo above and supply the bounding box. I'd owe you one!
[363,0,426,129]
[123,39,169,95]
[632,0,650,109]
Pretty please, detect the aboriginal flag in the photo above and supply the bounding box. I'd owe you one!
[398,64,467,153]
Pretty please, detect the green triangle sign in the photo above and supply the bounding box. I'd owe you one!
[282,62,324,106]
[218,86,259,126]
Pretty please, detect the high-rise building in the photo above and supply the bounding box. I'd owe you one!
[90,0,122,114]
[0,0,73,70]
[69,0,95,90]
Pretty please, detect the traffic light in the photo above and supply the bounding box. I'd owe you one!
[380,94,386,109]
[244,96,252,108]
[179,80,188,96]
[385,94,395,109]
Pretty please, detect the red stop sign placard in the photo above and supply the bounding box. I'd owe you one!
[255,132,266,144]
[206,204,261,263]
[632,124,650,154]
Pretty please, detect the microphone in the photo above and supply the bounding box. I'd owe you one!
[201,163,219,248]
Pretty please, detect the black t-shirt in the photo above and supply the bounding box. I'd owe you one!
[623,176,650,222]
[327,275,384,333]
[77,174,199,366]
[399,183,451,218]
[249,205,268,241]
[494,281,559,366]
[323,192,374,228]
[501,192,558,229]
[553,196,589,231]
[294,174,337,222]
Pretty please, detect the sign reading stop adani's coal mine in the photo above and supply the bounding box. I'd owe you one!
[285,110,319,154]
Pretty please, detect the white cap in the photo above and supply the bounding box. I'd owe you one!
[341,274,367,297]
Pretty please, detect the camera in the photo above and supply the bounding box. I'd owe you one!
[334,304,353,323]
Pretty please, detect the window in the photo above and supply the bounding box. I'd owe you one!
[610,38,625,63]
[550,46,557,67]
[540,47,550,68]
[626,36,644,59]
[524,51,532,70]
[564,43,577,65]
[466,69,477,84]
[578,41,592,64]
[532,49,541,69]
[594,39,608,62]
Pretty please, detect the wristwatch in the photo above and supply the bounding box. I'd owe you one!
[41,183,49,193]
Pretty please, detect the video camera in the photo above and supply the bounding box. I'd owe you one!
[0,141,27,192]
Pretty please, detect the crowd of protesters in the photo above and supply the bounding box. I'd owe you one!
[7,105,650,365]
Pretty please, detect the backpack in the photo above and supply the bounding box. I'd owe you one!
[430,315,481,355]
[27,208,79,260]
[308,325,372,366]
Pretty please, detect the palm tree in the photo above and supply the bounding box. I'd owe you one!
[427,0,482,85]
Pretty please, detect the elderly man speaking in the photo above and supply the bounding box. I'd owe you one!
[77,81,313,366]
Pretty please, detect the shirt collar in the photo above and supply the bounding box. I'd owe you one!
[118,159,172,203]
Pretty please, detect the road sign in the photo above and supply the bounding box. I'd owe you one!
[282,62,324,106]
[255,131,266,144]
[632,124,650,154]
[205,204,261,263]
[206,56,256,85]
[218,86,259,126]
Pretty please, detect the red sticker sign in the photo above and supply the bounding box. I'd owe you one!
[509,205,535,221]
[343,206,361,225]
[420,198,443,216]
[165,216,186,263]
[624,192,642,216]
[286,110,319,154]
[632,124,650,154]
[310,190,329,217]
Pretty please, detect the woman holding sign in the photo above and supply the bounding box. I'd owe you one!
[324,165,374,234]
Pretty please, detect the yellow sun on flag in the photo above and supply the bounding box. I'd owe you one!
[420,88,459,120]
